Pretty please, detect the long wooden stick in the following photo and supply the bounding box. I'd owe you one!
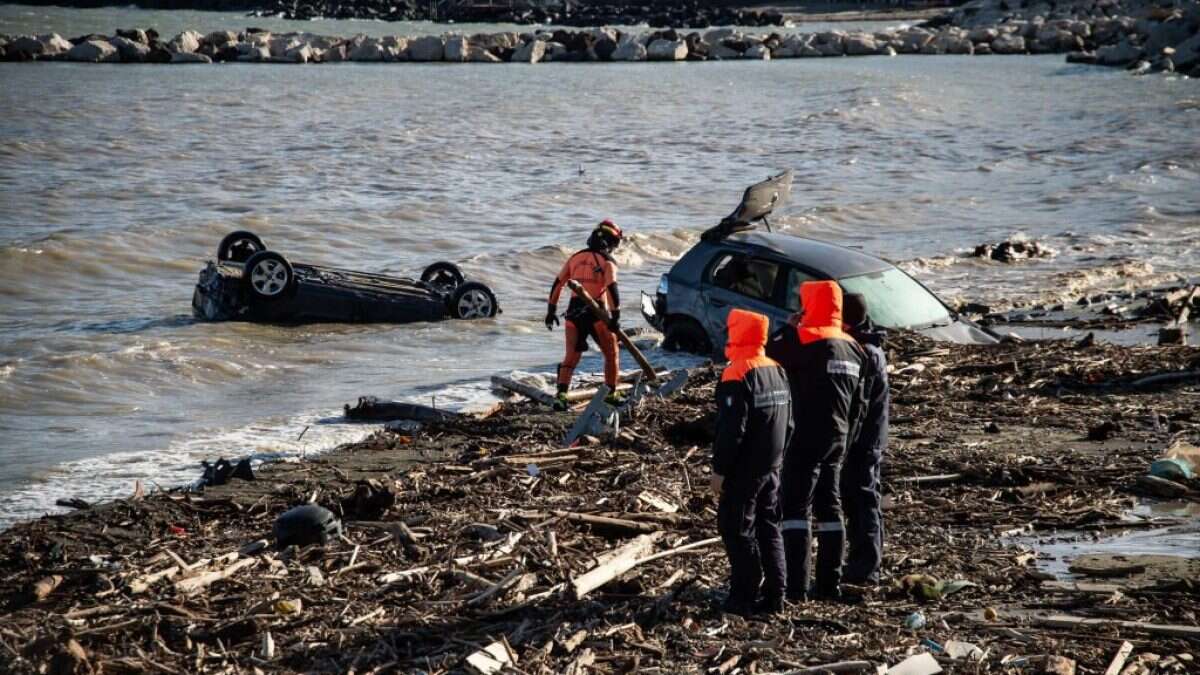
[1103,641,1134,675]
[174,558,257,596]
[570,532,662,600]
[565,280,658,382]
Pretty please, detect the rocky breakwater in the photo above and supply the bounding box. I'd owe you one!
[1,7,1197,76]
[941,0,1200,76]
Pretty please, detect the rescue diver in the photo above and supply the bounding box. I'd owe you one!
[766,280,866,602]
[711,309,794,616]
[840,293,889,585]
[545,220,625,410]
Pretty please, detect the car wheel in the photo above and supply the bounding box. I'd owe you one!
[664,316,712,355]
[243,251,294,302]
[450,282,498,319]
[420,261,465,292]
[217,230,266,263]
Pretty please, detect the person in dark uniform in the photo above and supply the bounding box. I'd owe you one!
[840,293,889,585]
[545,220,624,409]
[766,280,866,601]
[711,309,794,616]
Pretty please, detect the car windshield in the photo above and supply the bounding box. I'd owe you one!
[838,268,951,329]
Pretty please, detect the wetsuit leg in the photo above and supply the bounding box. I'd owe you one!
[813,449,846,594]
[781,451,820,599]
[592,320,620,388]
[755,470,786,600]
[558,320,583,391]
[717,474,765,608]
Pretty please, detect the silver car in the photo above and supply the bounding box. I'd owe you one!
[641,172,997,355]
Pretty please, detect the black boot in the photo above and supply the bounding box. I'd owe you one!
[755,594,786,615]
[783,529,811,603]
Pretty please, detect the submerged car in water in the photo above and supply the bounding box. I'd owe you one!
[192,231,499,324]
[641,171,997,354]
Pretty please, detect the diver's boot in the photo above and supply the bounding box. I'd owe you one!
[552,392,570,411]
[604,390,626,407]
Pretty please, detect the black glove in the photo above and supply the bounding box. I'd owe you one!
[607,309,621,332]
[545,304,559,331]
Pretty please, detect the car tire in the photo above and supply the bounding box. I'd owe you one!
[420,261,465,292]
[663,316,712,355]
[217,230,266,263]
[243,251,294,302]
[450,282,498,320]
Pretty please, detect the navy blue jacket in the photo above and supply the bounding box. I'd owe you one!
[848,327,888,458]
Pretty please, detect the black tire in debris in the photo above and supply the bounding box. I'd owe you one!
[242,250,294,302]
[420,261,465,291]
[449,281,498,319]
[664,315,712,355]
[217,230,266,263]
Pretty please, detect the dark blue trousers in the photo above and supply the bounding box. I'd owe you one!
[841,446,883,583]
[717,470,785,604]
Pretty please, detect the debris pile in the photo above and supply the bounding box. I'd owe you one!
[1,336,1198,673]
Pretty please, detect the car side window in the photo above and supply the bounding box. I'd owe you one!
[783,266,818,312]
[709,254,779,303]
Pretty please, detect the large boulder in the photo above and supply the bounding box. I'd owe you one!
[1144,18,1194,56]
[968,27,999,43]
[237,42,270,61]
[170,51,212,63]
[511,39,546,63]
[285,44,313,63]
[745,44,771,59]
[1096,37,1142,65]
[444,36,468,62]
[709,43,742,59]
[812,31,845,56]
[647,38,687,60]
[1173,33,1200,70]
[703,27,736,47]
[204,30,237,48]
[468,46,502,62]
[40,33,73,56]
[844,33,878,56]
[991,34,1027,54]
[349,39,386,61]
[1033,27,1079,52]
[110,35,150,62]
[896,29,934,54]
[381,36,408,61]
[115,28,148,44]
[168,30,202,54]
[408,35,444,61]
[8,35,45,58]
[611,39,647,61]
[67,39,119,62]
[933,31,975,54]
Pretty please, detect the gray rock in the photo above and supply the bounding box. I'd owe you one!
[468,46,502,62]
[285,44,313,63]
[512,39,546,63]
[974,42,993,55]
[1144,18,1193,56]
[935,32,975,54]
[897,29,934,53]
[544,41,567,61]
[968,27,999,43]
[611,39,647,61]
[169,30,202,54]
[647,38,687,60]
[813,31,846,56]
[39,33,73,56]
[382,36,408,61]
[745,44,771,59]
[324,44,348,62]
[1166,32,1199,69]
[204,30,237,48]
[237,44,271,62]
[883,44,898,57]
[444,36,468,62]
[170,51,212,64]
[844,33,878,56]
[1096,37,1142,65]
[8,36,44,57]
[115,28,148,44]
[708,44,742,59]
[703,28,736,47]
[407,35,444,61]
[991,34,1027,54]
[67,39,119,62]
[349,39,385,61]
[110,36,150,62]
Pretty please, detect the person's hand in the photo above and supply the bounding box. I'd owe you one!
[709,474,724,497]
[786,311,803,328]
[607,309,621,332]
[545,305,559,331]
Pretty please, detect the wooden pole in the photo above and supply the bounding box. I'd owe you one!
[565,280,658,382]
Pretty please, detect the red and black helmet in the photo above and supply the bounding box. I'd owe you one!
[591,219,623,250]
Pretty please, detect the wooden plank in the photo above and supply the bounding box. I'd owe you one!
[570,532,662,599]
[564,385,611,447]
[1103,641,1134,675]
[490,375,557,407]
[174,558,257,596]
[1036,614,1200,639]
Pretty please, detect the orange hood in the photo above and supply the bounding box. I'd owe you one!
[798,281,851,344]
[725,309,769,361]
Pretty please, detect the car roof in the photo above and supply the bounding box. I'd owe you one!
[722,231,893,278]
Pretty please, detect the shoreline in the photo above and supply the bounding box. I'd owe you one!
[2,1,1197,76]
[2,328,1197,672]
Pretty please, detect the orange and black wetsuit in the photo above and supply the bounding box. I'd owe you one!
[548,247,620,390]
[766,281,866,600]
[714,309,794,613]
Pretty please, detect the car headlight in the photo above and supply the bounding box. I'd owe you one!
[657,275,669,295]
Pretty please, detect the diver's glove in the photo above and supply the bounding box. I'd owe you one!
[545,304,560,331]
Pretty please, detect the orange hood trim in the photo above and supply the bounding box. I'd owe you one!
[798,281,852,345]
[725,308,769,362]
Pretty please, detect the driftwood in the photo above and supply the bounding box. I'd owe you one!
[564,385,612,447]
[553,511,660,537]
[174,557,258,596]
[1157,285,1196,345]
[1102,641,1134,675]
[565,280,658,382]
[767,661,875,674]
[490,375,557,407]
[464,640,516,675]
[570,532,663,600]
[1035,613,1200,639]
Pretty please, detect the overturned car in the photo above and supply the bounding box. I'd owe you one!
[192,231,500,324]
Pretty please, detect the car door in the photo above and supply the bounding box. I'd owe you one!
[699,252,787,350]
